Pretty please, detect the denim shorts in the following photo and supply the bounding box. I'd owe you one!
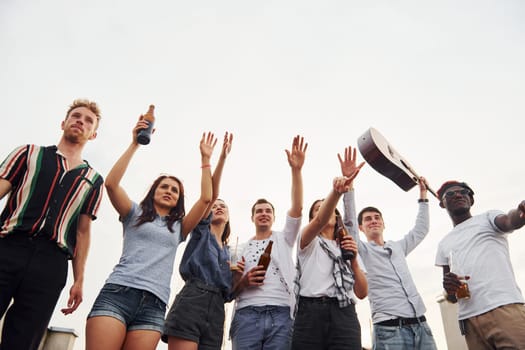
[162,279,225,349]
[87,283,166,332]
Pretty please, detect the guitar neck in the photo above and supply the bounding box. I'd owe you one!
[400,159,438,199]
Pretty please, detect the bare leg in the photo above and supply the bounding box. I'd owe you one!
[123,330,161,350]
[168,336,199,350]
[86,316,127,350]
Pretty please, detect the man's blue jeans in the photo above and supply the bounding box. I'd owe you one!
[373,321,437,350]
[230,305,292,350]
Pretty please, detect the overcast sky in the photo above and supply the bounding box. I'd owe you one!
[2,1,525,349]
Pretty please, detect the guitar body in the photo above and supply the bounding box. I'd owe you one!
[357,128,418,192]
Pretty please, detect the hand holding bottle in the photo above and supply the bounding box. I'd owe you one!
[336,215,355,260]
[448,251,471,299]
[137,105,155,145]
[257,240,273,274]
[241,265,267,288]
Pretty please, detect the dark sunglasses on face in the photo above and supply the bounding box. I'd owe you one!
[443,189,470,199]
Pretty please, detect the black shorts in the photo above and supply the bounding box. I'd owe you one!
[162,279,226,350]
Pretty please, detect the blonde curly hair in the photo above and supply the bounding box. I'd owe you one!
[65,99,101,128]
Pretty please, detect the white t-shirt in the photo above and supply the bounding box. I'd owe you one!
[236,237,290,307]
[235,215,302,312]
[435,210,524,320]
[298,235,365,303]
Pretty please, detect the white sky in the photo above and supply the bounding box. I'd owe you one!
[2,1,525,349]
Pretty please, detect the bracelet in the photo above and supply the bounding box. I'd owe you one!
[418,198,429,203]
[201,164,211,169]
[443,291,457,303]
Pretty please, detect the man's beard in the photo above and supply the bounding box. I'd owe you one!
[451,206,469,216]
[63,131,83,144]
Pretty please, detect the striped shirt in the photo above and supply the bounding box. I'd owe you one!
[0,145,104,258]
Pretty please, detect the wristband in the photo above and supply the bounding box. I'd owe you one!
[201,164,211,169]
[443,291,457,303]
[418,198,429,203]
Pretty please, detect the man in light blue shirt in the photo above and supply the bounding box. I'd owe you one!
[342,170,437,349]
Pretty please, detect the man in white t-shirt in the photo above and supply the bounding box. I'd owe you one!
[435,180,525,349]
[229,135,307,350]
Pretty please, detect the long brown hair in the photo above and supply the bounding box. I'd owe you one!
[135,175,185,232]
[222,221,231,246]
[214,199,231,245]
[308,199,341,239]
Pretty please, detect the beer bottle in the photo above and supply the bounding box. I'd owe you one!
[137,104,155,145]
[257,240,273,274]
[336,214,355,261]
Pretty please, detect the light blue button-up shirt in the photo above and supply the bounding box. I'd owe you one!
[343,190,429,324]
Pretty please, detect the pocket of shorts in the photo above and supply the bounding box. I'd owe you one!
[178,284,209,301]
[154,297,167,312]
[102,283,128,294]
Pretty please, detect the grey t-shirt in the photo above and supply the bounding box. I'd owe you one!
[106,202,183,304]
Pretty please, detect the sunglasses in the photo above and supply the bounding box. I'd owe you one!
[443,189,470,199]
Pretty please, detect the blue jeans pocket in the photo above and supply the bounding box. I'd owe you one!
[230,307,250,338]
[375,325,398,341]
[423,322,434,336]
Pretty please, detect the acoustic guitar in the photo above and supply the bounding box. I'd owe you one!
[357,127,437,198]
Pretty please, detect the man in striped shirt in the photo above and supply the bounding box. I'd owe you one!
[0,99,104,350]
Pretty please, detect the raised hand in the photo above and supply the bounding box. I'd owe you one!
[418,176,428,199]
[132,116,152,145]
[200,132,218,160]
[285,135,308,170]
[338,146,365,182]
[220,132,233,160]
[333,176,354,194]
